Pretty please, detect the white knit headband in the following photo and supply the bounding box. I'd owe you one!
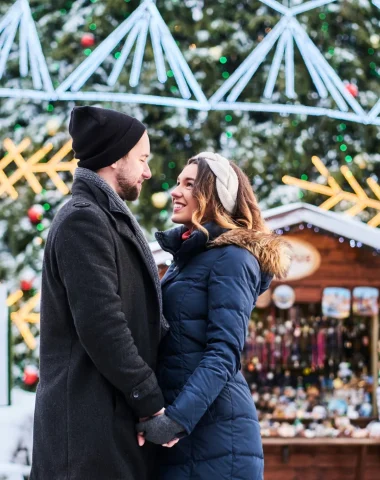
[194,151,239,214]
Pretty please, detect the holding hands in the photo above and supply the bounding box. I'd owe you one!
[136,408,183,448]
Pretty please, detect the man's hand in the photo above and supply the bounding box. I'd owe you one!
[137,408,165,447]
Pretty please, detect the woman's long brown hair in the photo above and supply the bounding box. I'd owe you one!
[187,156,270,236]
[187,155,291,278]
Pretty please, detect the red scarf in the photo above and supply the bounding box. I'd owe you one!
[182,230,191,241]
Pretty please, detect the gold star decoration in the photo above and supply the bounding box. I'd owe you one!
[0,138,77,199]
[283,156,380,227]
[7,290,40,350]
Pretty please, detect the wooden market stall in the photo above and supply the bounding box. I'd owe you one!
[257,203,380,480]
[150,202,380,480]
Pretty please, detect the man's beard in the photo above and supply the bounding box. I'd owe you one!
[116,171,140,201]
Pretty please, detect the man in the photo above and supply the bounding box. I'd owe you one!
[30,106,167,480]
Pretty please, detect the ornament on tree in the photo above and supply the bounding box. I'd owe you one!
[151,192,169,209]
[20,279,33,291]
[81,33,95,48]
[28,204,44,224]
[345,83,358,98]
[46,117,61,136]
[370,34,380,48]
[354,154,367,169]
[23,365,39,386]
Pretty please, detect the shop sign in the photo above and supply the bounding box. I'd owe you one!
[322,287,351,319]
[283,236,321,281]
[353,287,379,316]
[272,285,296,310]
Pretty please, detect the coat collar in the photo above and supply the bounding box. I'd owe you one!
[157,220,292,279]
[71,177,129,219]
[71,176,162,293]
[155,222,228,267]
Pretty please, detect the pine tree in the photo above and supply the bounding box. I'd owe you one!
[0,0,379,389]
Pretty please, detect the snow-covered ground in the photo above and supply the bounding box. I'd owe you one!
[0,389,35,479]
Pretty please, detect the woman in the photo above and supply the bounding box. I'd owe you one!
[139,152,290,479]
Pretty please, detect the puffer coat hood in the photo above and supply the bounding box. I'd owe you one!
[211,227,291,279]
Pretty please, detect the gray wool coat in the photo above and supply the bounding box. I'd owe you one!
[30,176,164,480]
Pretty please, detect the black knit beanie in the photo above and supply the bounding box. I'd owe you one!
[69,106,146,171]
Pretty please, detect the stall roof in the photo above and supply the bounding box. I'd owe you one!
[149,203,380,264]
[263,203,380,250]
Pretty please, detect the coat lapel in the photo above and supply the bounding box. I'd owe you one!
[73,180,160,302]
[111,212,161,297]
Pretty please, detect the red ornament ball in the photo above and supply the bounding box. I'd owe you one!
[28,205,44,224]
[23,365,39,386]
[345,83,358,98]
[20,279,33,291]
[81,33,95,48]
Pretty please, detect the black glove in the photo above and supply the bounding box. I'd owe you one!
[136,414,184,445]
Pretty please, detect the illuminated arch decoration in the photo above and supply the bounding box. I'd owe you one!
[0,0,379,125]
[210,0,377,125]
[0,0,54,100]
[368,0,380,123]
[56,0,208,109]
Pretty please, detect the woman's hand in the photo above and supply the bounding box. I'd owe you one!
[163,438,180,448]
[137,408,165,447]
[136,412,184,446]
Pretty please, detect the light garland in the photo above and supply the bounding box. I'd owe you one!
[210,0,373,125]
[0,138,76,199]
[0,0,378,125]
[7,290,40,350]
[56,0,208,109]
[283,156,380,227]
[0,0,54,100]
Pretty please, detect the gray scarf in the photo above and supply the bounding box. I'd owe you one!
[74,167,169,334]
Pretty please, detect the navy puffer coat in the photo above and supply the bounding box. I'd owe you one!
[155,223,289,480]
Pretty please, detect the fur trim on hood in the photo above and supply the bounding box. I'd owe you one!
[211,229,292,279]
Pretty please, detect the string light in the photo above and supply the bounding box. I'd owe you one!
[0,138,76,198]
[276,223,374,252]
[283,156,380,227]
[0,0,378,125]
[8,291,41,350]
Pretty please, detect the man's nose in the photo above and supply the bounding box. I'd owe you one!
[143,163,152,180]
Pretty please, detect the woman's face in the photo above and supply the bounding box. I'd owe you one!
[171,164,199,229]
